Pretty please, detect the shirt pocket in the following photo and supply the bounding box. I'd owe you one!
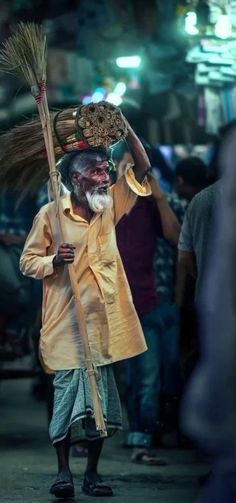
[98,232,117,264]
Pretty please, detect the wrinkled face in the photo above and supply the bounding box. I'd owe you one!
[71,154,113,212]
[71,157,110,194]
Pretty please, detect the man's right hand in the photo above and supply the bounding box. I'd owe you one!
[53,243,76,267]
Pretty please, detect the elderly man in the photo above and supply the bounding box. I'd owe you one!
[20,122,154,499]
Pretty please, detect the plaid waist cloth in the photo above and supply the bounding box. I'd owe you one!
[49,364,122,445]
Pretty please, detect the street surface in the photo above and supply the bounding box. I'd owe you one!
[0,364,207,503]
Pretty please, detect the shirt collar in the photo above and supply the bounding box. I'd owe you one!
[61,193,86,222]
[60,193,103,225]
[61,193,72,212]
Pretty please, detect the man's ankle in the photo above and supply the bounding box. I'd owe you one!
[84,469,100,480]
[57,467,72,477]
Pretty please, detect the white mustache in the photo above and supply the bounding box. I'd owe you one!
[91,184,109,193]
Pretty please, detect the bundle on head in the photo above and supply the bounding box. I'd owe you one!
[0,101,128,195]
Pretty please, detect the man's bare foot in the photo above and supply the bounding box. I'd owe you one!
[131,447,167,465]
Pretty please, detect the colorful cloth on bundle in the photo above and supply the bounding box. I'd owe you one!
[49,365,122,445]
[154,192,187,304]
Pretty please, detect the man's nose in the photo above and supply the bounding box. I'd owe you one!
[101,171,110,182]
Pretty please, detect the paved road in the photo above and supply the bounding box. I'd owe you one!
[0,375,207,503]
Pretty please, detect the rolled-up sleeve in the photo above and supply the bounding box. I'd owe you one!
[20,209,56,280]
[111,165,152,225]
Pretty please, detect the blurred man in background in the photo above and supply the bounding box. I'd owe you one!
[154,156,208,435]
[0,189,38,359]
[180,124,236,503]
[115,139,180,464]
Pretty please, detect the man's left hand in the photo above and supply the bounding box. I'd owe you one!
[148,175,165,202]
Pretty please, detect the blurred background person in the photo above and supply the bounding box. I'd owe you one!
[0,188,39,359]
[154,155,208,437]
[176,122,235,383]
[114,139,180,464]
[180,125,236,503]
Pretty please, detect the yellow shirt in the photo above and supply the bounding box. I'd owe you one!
[20,169,148,371]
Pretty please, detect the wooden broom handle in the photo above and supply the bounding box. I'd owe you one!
[38,92,107,435]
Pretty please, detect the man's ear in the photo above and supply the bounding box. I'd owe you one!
[71,171,81,183]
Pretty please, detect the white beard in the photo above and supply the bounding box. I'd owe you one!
[85,190,113,213]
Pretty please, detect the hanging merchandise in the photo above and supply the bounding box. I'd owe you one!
[203,87,223,133]
[185,2,236,131]
[221,84,236,121]
[180,1,236,38]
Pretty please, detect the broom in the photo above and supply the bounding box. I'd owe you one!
[0,22,108,435]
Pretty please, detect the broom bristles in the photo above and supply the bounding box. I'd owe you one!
[0,22,47,92]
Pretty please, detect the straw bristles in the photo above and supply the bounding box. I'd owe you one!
[0,107,78,170]
[0,114,62,195]
[0,22,47,94]
[0,157,49,199]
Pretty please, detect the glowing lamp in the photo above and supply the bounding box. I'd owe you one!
[82,95,93,105]
[215,15,232,39]
[185,11,199,35]
[116,56,141,68]
[106,93,123,106]
[92,88,106,102]
[114,82,127,96]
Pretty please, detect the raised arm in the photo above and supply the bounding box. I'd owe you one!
[149,176,181,245]
[125,121,151,182]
